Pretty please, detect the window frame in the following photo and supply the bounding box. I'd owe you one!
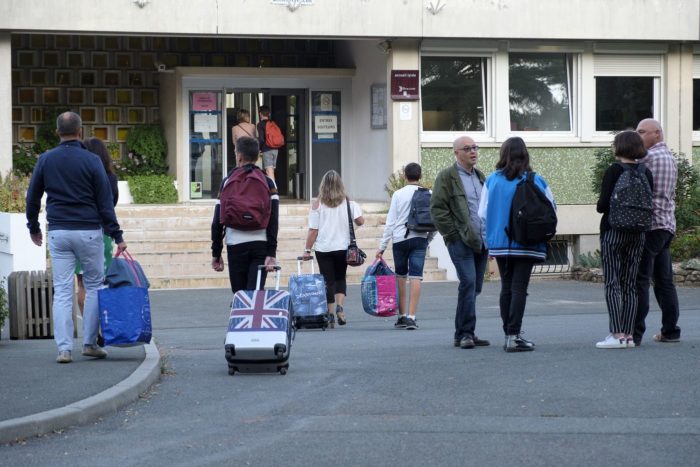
[419,52,495,145]
[692,54,700,142]
[587,53,663,143]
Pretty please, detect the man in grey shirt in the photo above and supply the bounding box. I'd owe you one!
[430,136,490,349]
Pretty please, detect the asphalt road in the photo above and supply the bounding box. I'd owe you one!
[1,280,699,467]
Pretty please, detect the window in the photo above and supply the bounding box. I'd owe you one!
[596,77,653,131]
[421,56,487,132]
[592,54,661,134]
[509,53,572,131]
[694,78,700,131]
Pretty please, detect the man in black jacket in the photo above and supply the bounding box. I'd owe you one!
[26,111,127,364]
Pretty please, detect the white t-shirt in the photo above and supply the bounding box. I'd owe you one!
[308,199,363,252]
[379,184,431,251]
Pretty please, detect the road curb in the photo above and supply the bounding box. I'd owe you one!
[0,341,161,444]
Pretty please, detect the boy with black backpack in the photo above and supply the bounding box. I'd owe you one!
[211,137,279,294]
[376,163,435,330]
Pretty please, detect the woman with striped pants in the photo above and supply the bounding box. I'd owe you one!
[595,131,654,349]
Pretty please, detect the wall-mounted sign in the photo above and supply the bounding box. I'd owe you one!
[391,70,419,101]
[192,92,218,111]
[314,114,338,133]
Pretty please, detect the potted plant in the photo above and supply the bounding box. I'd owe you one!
[0,172,47,275]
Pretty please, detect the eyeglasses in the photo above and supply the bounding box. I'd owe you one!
[460,145,479,152]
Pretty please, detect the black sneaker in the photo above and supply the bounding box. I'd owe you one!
[460,337,475,349]
[405,317,418,330]
[504,335,535,352]
[394,315,408,328]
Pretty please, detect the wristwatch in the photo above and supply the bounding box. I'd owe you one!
[304,248,312,254]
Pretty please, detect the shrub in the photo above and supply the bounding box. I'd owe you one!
[578,250,602,269]
[384,166,433,199]
[12,142,39,176]
[670,228,700,261]
[128,175,178,204]
[121,125,168,176]
[0,172,30,212]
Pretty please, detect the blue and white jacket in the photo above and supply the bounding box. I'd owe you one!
[477,170,556,262]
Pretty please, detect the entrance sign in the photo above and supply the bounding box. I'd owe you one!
[391,70,420,100]
[192,92,218,111]
[314,114,337,133]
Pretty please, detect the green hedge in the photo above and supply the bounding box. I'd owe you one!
[127,175,178,204]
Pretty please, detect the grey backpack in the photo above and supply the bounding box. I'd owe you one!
[608,162,653,232]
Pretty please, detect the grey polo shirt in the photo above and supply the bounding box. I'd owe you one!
[455,162,486,247]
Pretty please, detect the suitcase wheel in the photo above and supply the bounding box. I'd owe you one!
[228,366,236,376]
[279,366,288,375]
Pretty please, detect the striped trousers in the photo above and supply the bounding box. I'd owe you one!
[601,229,645,334]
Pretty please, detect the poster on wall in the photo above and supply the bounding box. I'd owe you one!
[190,182,202,199]
[390,70,419,100]
[314,114,337,140]
[192,92,218,111]
[194,113,218,133]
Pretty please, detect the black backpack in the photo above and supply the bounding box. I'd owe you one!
[404,187,437,238]
[506,172,557,245]
[608,162,653,232]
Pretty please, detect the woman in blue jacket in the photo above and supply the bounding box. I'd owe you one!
[478,137,556,352]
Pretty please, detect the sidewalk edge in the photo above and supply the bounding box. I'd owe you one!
[0,341,161,444]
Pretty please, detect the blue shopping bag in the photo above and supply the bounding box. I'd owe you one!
[98,286,152,346]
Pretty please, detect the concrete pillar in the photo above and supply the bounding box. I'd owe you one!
[0,33,12,175]
[387,39,420,174]
[665,44,693,158]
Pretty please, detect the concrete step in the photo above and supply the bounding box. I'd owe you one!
[147,267,448,290]
[122,226,390,241]
[116,203,389,218]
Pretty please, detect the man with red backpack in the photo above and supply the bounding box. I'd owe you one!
[211,137,279,293]
[257,105,285,183]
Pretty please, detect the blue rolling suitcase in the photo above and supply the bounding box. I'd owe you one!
[288,257,329,330]
[224,266,293,375]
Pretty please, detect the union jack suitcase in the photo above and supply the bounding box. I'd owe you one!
[224,266,293,375]
[289,257,329,330]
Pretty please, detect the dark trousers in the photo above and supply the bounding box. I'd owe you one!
[446,241,487,340]
[315,250,348,304]
[634,229,681,342]
[496,257,535,335]
[601,229,645,335]
[226,241,268,294]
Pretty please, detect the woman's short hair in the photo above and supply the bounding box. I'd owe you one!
[83,137,113,174]
[317,170,346,208]
[614,130,647,160]
[404,163,422,182]
[496,137,532,181]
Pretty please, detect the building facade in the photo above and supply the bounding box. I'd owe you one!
[2,0,698,258]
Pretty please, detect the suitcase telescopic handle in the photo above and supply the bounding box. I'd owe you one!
[295,256,316,275]
[256,265,281,290]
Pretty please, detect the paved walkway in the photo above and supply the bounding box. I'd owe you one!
[0,280,698,466]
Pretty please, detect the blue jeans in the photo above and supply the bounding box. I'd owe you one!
[48,229,104,351]
[447,240,487,340]
[392,237,428,280]
[634,229,680,342]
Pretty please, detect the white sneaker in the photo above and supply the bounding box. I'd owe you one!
[595,334,628,349]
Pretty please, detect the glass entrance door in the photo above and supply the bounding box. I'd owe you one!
[188,91,223,199]
[270,91,305,198]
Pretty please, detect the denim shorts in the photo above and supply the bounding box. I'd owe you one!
[392,237,428,280]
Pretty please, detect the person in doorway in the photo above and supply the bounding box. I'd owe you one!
[257,105,278,183]
[232,109,257,147]
[376,163,433,330]
[633,118,681,345]
[431,136,490,349]
[75,137,119,319]
[211,137,279,294]
[25,111,127,364]
[595,131,653,348]
[302,170,364,328]
[478,137,555,352]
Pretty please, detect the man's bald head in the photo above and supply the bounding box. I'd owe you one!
[636,118,663,149]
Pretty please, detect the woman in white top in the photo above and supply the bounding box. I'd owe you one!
[231,109,257,146]
[302,170,364,328]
